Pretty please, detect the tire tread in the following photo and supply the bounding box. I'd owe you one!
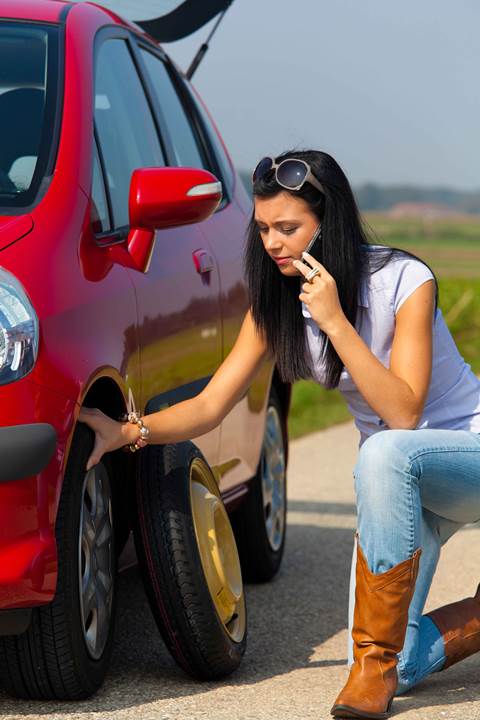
[133,440,246,680]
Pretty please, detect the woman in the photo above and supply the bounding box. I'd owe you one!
[79,150,480,719]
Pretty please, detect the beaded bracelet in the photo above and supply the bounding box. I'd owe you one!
[118,410,151,452]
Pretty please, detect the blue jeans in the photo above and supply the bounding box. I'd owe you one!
[346,428,480,694]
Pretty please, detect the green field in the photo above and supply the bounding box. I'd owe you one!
[288,214,480,439]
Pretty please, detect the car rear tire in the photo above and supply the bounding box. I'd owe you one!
[132,440,247,679]
[0,423,116,700]
[230,385,288,582]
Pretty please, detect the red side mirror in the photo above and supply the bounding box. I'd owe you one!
[108,167,222,273]
[129,166,222,229]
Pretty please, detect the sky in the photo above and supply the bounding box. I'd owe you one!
[75,1,480,190]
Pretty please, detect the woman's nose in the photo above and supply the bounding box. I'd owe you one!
[264,231,282,249]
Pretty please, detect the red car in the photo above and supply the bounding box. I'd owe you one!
[0,0,291,701]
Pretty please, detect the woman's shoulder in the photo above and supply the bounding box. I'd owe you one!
[361,245,435,312]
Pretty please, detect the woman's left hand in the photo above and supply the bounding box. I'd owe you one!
[293,252,346,335]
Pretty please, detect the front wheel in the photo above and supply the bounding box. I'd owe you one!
[0,423,116,700]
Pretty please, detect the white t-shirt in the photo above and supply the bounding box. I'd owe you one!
[301,245,480,446]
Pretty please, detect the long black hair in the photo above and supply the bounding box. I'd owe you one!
[244,149,439,388]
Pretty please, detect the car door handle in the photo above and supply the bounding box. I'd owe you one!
[192,248,215,274]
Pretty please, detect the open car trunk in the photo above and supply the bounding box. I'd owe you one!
[135,0,233,42]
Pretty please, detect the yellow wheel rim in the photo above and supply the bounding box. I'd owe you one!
[190,458,246,642]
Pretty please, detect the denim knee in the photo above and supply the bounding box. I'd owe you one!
[353,429,416,499]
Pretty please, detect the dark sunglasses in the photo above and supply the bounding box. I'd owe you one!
[251,156,325,195]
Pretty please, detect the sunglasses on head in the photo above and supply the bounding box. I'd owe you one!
[251,156,325,195]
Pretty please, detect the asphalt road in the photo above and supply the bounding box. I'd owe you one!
[1,420,479,719]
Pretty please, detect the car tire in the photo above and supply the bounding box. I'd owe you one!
[230,385,288,582]
[132,440,247,679]
[0,422,116,700]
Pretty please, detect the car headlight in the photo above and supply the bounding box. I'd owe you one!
[0,267,39,385]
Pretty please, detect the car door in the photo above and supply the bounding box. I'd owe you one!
[172,71,275,494]
[94,31,222,466]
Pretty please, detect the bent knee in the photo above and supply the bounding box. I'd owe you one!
[354,429,414,488]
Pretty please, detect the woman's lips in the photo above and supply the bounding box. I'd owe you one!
[273,256,292,265]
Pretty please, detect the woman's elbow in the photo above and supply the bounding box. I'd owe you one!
[388,407,423,431]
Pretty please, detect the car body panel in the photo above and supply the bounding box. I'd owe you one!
[131,222,223,466]
[0,378,76,608]
[0,0,280,612]
[0,0,66,23]
[0,214,34,252]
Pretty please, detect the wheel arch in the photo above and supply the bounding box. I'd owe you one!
[77,375,135,556]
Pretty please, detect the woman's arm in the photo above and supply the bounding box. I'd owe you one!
[295,251,435,430]
[136,307,269,443]
[327,280,435,429]
[78,308,269,470]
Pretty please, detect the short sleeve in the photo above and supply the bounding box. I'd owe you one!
[392,259,435,313]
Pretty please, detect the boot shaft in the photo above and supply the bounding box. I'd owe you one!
[331,535,422,718]
[426,583,480,670]
[353,533,422,662]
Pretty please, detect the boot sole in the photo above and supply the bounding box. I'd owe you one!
[330,697,393,719]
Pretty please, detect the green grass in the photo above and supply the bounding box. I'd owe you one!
[363,213,480,246]
[288,382,351,439]
[289,214,480,439]
[438,277,480,375]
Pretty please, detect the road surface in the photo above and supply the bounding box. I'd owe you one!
[1,420,479,719]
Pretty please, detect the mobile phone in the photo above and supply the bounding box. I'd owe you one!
[303,223,322,256]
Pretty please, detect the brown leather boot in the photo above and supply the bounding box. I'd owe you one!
[425,583,480,671]
[331,532,422,719]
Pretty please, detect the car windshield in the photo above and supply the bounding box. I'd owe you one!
[0,22,60,211]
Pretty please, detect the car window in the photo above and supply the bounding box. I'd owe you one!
[94,39,166,228]
[181,79,235,198]
[91,143,110,234]
[0,21,59,211]
[139,49,206,170]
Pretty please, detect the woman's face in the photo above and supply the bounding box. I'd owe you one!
[254,191,320,277]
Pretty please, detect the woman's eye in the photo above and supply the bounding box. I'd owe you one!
[257,226,297,234]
